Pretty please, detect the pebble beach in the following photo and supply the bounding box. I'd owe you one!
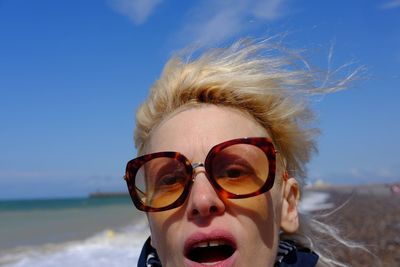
[311,184,400,266]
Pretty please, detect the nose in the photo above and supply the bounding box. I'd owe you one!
[186,168,226,221]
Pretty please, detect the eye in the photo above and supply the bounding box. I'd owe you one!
[225,166,248,178]
[222,164,254,179]
[157,173,186,187]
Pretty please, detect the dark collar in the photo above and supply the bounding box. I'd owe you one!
[137,237,318,267]
[137,237,161,267]
[275,240,319,267]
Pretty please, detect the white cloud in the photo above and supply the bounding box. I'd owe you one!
[380,0,400,9]
[251,0,288,20]
[108,0,163,25]
[175,0,290,47]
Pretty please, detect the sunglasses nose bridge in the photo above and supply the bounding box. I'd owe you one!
[191,161,214,182]
[191,162,204,169]
[191,162,205,180]
[189,162,222,197]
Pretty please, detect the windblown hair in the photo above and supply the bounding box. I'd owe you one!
[134,39,365,267]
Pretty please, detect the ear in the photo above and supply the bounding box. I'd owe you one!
[280,177,300,233]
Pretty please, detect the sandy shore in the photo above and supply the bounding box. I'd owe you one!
[309,184,400,266]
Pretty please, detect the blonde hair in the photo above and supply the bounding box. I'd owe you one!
[134,38,366,267]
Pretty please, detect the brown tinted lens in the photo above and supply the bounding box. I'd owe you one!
[211,144,269,195]
[135,157,189,209]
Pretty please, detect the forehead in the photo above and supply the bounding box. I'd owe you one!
[145,105,270,158]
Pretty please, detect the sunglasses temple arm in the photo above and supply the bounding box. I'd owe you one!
[123,175,147,196]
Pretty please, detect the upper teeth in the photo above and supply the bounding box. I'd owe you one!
[193,240,228,248]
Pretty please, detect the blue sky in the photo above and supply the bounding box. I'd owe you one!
[0,0,399,199]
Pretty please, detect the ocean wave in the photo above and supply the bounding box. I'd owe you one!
[0,218,150,267]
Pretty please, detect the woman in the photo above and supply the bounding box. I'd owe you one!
[124,39,355,267]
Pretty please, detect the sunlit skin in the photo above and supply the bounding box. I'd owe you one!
[144,105,299,267]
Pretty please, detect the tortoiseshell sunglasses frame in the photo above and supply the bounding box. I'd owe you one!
[124,137,279,212]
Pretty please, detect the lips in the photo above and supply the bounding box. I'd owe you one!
[184,231,237,266]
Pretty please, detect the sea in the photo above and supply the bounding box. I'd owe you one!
[0,191,331,267]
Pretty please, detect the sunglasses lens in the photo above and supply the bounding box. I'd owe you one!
[211,143,269,195]
[135,157,189,209]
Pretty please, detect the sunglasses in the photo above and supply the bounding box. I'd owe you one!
[124,137,281,212]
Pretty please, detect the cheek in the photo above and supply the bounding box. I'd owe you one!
[148,212,173,248]
[230,191,282,249]
[147,209,185,263]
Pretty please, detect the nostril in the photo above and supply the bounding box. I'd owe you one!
[192,209,199,216]
[191,205,219,217]
[210,206,218,213]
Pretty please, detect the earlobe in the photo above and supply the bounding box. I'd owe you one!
[280,177,300,233]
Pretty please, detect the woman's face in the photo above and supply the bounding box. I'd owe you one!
[145,105,286,267]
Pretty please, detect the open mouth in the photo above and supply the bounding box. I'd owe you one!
[185,239,236,265]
